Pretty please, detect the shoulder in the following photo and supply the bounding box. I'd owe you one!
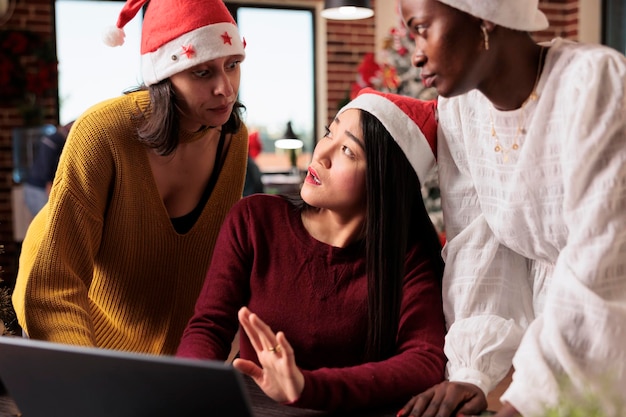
[545,38,626,85]
[223,195,298,238]
[68,92,147,146]
[79,90,148,120]
[230,194,292,218]
[539,39,626,116]
[547,37,626,65]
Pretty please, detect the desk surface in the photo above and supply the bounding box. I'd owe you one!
[0,376,397,417]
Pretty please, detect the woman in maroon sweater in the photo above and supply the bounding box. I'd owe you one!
[177,88,446,411]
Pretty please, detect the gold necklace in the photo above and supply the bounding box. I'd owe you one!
[489,46,545,163]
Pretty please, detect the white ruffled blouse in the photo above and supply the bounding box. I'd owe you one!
[437,37,626,416]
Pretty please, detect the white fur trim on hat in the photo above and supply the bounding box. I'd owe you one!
[141,22,245,87]
[339,94,436,185]
[437,0,549,31]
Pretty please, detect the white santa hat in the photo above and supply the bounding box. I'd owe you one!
[338,87,438,185]
[436,0,549,31]
[103,0,246,87]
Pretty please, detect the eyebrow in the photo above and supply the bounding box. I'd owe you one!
[334,116,366,151]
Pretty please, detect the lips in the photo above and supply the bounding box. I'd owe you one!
[209,102,233,114]
[305,167,321,185]
[421,73,435,88]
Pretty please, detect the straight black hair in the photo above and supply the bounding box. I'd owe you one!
[286,109,443,361]
[360,109,443,361]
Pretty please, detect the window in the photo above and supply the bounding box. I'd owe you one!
[56,1,318,172]
[55,0,142,125]
[227,4,316,171]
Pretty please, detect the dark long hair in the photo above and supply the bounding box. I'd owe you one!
[360,110,443,361]
[287,110,443,361]
[129,80,245,156]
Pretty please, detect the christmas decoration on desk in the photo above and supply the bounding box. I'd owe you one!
[0,30,58,127]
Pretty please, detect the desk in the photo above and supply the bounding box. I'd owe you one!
[0,375,398,417]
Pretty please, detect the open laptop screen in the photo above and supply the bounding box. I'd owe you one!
[0,336,254,417]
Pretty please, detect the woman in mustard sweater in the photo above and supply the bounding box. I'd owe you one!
[12,0,248,355]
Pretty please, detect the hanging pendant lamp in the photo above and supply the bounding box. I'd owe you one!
[321,0,374,20]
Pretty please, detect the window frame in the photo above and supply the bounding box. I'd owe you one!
[226,2,319,160]
[602,0,626,54]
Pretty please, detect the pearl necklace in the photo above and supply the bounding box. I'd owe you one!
[489,46,546,163]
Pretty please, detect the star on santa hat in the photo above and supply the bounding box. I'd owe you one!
[221,31,232,45]
[181,44,195,59]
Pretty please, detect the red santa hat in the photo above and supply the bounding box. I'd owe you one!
[103,0,245,87]
[338,87,437,184]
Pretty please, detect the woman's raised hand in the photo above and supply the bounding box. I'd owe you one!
[233,306,304,404]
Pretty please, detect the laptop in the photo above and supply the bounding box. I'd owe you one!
[0,336,254,417]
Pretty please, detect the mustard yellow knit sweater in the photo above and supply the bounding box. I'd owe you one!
[13,91,248,355]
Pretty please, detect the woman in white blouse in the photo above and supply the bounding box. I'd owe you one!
[396,0,626,416]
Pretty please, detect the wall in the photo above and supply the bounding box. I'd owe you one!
[0,0,582,285]
[579,0,601,43]
[537,0,580,40]
[0,0,57,286]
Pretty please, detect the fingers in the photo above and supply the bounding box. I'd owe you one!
[396,394,420,417]
[275,331,292,356]
[232,358,262,379]
[397,382,486,417]
[236,308,304,404]
[238,307,263,353]
[397,386,438,417]
[238,307,281,354]
[456,383,488,416]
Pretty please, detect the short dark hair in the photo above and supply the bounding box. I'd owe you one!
[130,80,245,156]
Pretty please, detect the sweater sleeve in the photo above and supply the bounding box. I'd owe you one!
[12,113,115,346]
[290,244,447,411]
[501,47,626,417]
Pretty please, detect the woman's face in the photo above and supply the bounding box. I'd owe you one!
[169,54,244,131]
[400,0,485,98]
[301,108,367,217]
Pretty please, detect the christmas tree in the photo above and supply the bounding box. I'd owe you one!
[342,6,444,239]
[378,15,444,238]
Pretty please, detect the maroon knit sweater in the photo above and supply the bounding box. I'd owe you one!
[177,194,446,411]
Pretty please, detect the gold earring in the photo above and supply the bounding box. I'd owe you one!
[481,25,489,50]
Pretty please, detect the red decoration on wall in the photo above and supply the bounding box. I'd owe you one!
[0,30,58,126]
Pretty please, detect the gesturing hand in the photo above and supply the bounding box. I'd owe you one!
[232,306,304,404]
[396,381,488,417]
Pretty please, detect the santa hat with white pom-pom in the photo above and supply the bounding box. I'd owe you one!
[103,0,245,87]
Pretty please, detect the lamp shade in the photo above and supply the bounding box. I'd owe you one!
[321,0,374,20]
[275,122,303,151]
[275,139,304,150]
